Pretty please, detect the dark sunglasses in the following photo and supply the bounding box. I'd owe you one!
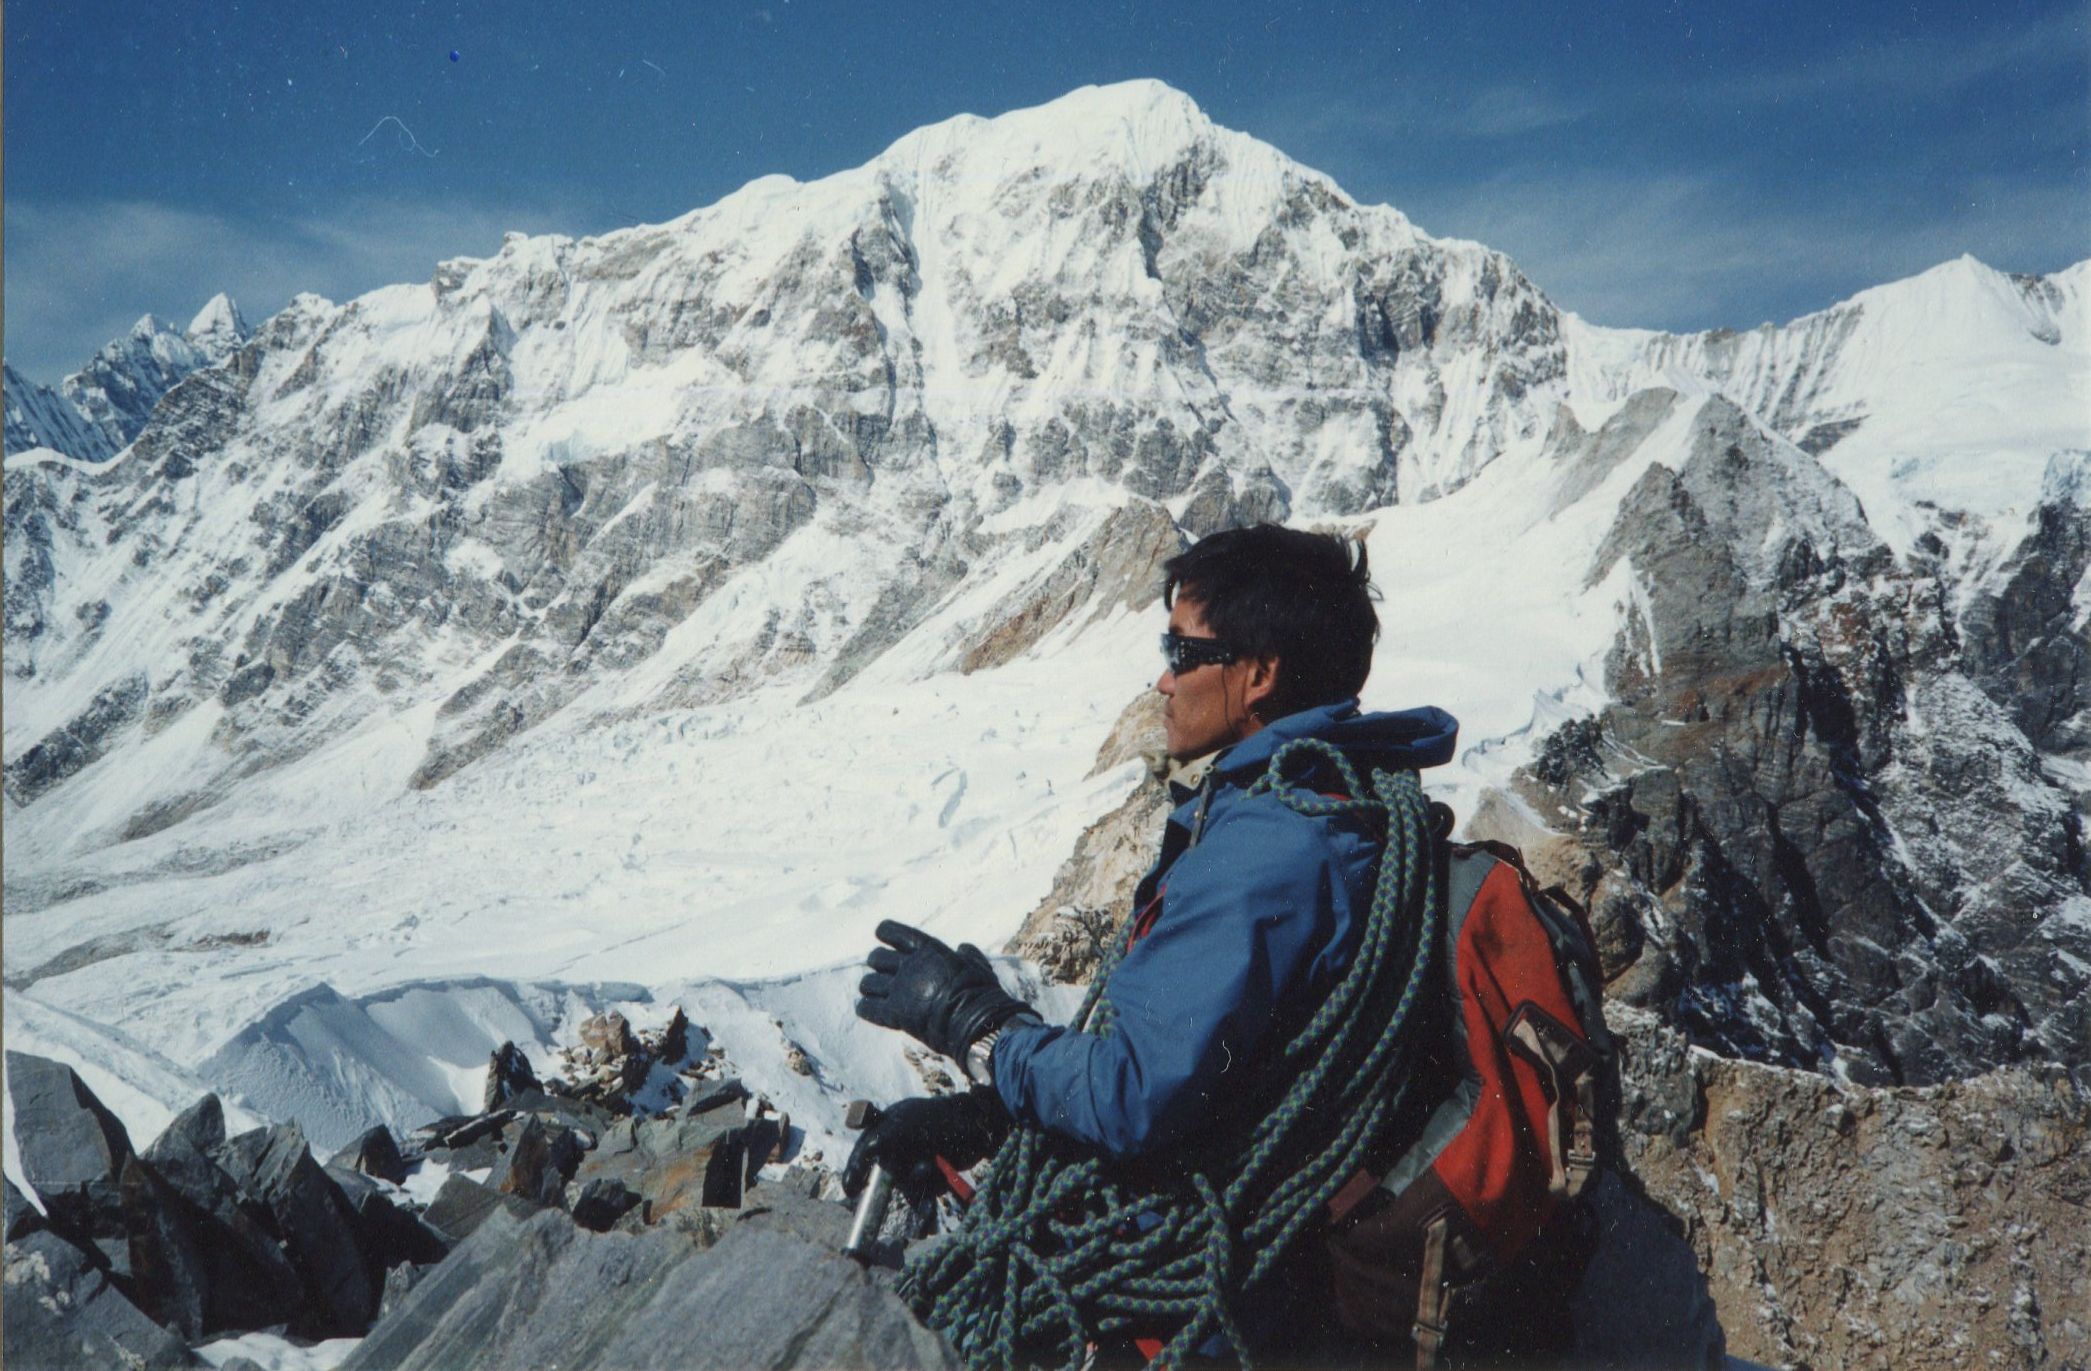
[1160,632,1239,673]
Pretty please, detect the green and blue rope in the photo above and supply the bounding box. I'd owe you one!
[897,740,1446,1370]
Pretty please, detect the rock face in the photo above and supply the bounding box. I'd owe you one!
[341,1201,964,1371]
[1611,1006,2090,1369]
[4,364,115,463]
[1484,402,2089,1087]
[1008,766,1171,979]
[4,1179,43,1241]
[1007,690,1176,977]
[139,1094,310,1335]
[330,1124,410,1184]
[571,1090,751,1220]
[2,1031,815,1362]
[481,1042,540,1111]
[0,1059,439,1361]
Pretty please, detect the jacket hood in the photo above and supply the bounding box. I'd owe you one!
[1208,700,1459,782]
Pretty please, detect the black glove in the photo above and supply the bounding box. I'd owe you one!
[841,1089,1011,1202]
[855,920,1028,1062]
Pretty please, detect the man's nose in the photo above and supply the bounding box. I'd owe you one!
[1156,668,1175,695]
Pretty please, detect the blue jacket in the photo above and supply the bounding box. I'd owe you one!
[993,700,1459,1161]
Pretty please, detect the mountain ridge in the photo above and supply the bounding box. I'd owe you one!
[4,75,2082,1097]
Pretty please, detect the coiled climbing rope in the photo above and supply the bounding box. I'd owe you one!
[897,739,1446,1370]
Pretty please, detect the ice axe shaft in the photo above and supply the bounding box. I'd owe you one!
[842,1099,890,1263]
[844,1166,894,1261]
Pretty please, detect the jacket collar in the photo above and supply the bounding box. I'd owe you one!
[1167,699,1460,807]
[1207,700,1366,781]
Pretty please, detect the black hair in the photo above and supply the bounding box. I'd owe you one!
[1162,523,1379,718]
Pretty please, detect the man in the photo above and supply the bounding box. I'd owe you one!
[848,523,1459,1361]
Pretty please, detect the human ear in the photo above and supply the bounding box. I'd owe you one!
[1241,655,1280,717]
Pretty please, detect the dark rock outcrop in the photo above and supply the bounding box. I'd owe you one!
[210,1123,378,1336]
[1495,401,2088,1085]
[572,1090,750,1220]
[4,1178,44,1241]
[5,1052,134,1259]
[1948,459,2091,758]
[411,1110,515,1170]
[325,1165,451,1275]
[482,1041,540,1110]
[658,1007,694,1066]
[565,1177,642,1232]
[484,1115,584,1207]
[139,1096,307,1334]
[420,1174,542,1244]
[117,1154,214,1340]
[2,672,150,806]
[3,1227,200,1369]
[329,1123,410,1184]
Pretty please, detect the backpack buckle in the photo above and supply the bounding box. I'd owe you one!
[1504,1002,1601,1201]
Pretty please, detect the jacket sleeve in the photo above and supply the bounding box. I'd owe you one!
[990,801,1358,1161]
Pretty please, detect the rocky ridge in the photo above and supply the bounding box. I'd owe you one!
[3,297,249,463]
[1486,404,2089,1087]
[2,998,942,1370]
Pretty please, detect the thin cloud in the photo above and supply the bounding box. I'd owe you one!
[4,195,587,382]
[1407,168,2090,332]
[1253,80,1592,151]
[1706,8,2089,105]
[1457,84,1595,139]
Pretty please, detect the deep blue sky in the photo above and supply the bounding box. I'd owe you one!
[6,2,2086,382]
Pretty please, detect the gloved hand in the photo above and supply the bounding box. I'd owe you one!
[841,1089,1011,1202]
[855,919,1029,1062]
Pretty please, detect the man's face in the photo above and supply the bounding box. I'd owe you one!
[1156,595,1275,763]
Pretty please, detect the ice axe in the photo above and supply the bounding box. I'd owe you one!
[842,1098,894,1262]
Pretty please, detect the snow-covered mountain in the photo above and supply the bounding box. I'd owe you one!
[4,79,2085,1156]
[3,296,250,463]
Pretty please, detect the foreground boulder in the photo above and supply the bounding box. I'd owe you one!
[326,1165,452,1274]
[139,1095,307,1335]
[5,1052,134,1263]
[118,1154,213,1340]
[3,1227,198,1369]
[569,1085,752,1222]
[341,1194,963,1370]
[421,1174,543,1244]
[211,1123,378,1336]
[484,1115,585,1206]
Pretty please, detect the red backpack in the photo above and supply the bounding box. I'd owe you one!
[1322,835,1615,1367]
